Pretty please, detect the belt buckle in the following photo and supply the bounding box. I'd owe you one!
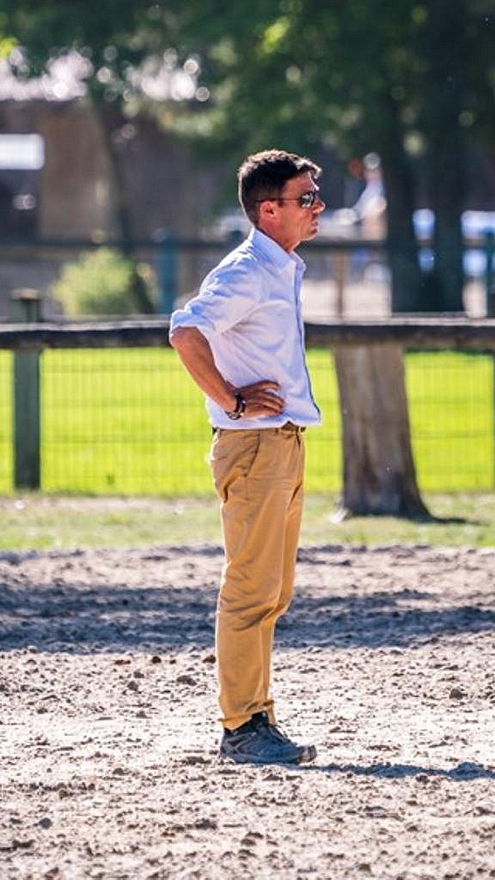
[282,421,304,433]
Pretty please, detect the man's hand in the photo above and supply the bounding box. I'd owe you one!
[237,380,285,418]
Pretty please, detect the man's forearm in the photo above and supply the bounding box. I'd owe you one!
[169,327,236,411]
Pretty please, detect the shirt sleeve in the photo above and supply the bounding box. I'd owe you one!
[170,259,261,341]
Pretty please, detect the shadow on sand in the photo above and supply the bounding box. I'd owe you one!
[0,547,494,654]
[310,761,495,781]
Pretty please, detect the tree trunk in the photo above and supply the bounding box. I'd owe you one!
[92,104,155,314]
[426,0,466,313]
[376,99,424,314]
[333,344,430,520]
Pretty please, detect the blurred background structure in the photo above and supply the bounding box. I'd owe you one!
[1,1,495,317]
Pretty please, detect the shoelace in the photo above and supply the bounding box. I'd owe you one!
[266,723,294,745]
[252,713,295,746]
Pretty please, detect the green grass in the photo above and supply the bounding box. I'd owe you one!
[0,348,493,495]
[0,492,493,551]
[41,348,211,494]
[406,351,494,490]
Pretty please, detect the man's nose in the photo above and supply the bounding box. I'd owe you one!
[314,195,325,212]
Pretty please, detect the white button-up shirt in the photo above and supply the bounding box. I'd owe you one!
[170,227,321,430]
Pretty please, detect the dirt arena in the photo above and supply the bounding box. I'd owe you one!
[1,542,495,880]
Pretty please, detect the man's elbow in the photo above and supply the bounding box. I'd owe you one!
[169,325,202,353]
[169,326,188,351]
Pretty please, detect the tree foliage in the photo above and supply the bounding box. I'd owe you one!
[2,1,198,119]
[5,1,495,154]
[174,1,495,310]
[4,1,495,310]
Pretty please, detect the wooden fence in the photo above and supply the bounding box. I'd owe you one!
[1,306,495,491]
[2,316,495,353]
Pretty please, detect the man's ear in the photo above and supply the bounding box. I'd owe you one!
[258,200,277,221]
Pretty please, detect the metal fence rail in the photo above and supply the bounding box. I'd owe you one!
[0,317,494,495]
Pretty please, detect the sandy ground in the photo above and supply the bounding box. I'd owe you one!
[1,542,495,880]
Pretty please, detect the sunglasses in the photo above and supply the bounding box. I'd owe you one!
[256,190,320,209]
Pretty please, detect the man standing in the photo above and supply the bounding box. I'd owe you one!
[170,149,325,764]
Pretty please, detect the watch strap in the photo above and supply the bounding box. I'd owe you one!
[225,392,247,420]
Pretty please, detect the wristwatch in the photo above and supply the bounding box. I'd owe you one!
[225,392,247,420]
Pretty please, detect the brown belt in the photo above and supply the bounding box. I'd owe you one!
[213,422,306,435]
[280,422,306,433]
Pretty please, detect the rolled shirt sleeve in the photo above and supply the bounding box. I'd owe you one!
[170,258,261,341]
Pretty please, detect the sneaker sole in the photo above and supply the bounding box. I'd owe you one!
[219,745,317,766]
[297,744,317,764]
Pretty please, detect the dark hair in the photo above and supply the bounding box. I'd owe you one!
[237,149,322,225]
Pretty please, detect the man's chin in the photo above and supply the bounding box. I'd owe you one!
[305,224,319,240]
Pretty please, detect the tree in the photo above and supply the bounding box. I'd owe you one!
[420,1,467,313]
[333,343,429,519]
[6,2,493,312]
[2,0,199,312]
[171,0,495,314]
[166,1,435,311]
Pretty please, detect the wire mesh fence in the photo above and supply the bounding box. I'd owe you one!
[407,350,494,491]
[40,347,341,495]
[0,345,493,495]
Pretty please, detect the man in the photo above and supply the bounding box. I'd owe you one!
[169,149,325,764]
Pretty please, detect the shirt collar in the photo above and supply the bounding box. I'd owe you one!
[248,227,306,274]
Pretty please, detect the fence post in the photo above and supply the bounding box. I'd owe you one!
[485,230,495,317]
[484,233,495,487]
[156,232,178,315]
[9,290,43,490]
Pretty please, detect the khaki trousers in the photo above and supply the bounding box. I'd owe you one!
[209,426,305,730]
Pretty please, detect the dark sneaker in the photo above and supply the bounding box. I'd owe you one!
[262,716,317,764]
[219,712,317,765]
